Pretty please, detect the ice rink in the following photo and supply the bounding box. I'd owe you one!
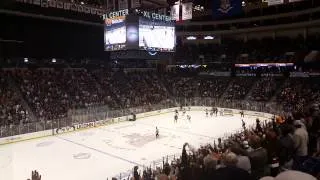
[0,111,266,180]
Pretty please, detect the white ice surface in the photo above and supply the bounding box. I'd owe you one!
[0,111,264,180]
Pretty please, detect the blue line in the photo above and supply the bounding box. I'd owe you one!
[56,136,143,167]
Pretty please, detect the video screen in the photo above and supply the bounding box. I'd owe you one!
[139,18,175,52]
[104,19,126,51]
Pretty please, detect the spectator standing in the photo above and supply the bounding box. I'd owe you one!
[292,120,309,170]
[248,136,269,179]
[278,124,295,169]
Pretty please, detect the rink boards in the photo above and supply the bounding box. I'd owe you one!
[0,106,274,145]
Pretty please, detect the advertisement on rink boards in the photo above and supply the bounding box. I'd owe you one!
[54,119,112,135]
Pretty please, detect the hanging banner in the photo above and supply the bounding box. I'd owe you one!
[48,0,56,8]
[41,0,48,8]
[63,2,71,10]
[171,4,180,21]
[118,0,128,10]
[182,2,192,20]
[84,6,91,13]
[77,5,84,13]
[90,8,97,15]
[56,1,63,9]
[70,4,77,11]
[33,0,41,5]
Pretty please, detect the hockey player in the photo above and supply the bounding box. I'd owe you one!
[182,108,186,116]
[174,114,178,123]
[187,114,191,122]
[205,109,208,117]
[240,110,244,118]
[156,127,159,139]
[241,119,246,130]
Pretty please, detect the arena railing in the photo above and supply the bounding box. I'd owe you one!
[0,97,283,138]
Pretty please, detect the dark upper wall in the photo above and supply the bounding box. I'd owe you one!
[0,14,108,59]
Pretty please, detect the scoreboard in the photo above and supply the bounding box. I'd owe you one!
[103,9,176,52]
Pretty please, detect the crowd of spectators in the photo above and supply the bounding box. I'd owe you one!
[116,71,169,108]
[249,77,284,102]
[0,71,29,127]
[197,77,231,98]
[276,78,320,112]
[224,77,256,100]
[11,68,105,121]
